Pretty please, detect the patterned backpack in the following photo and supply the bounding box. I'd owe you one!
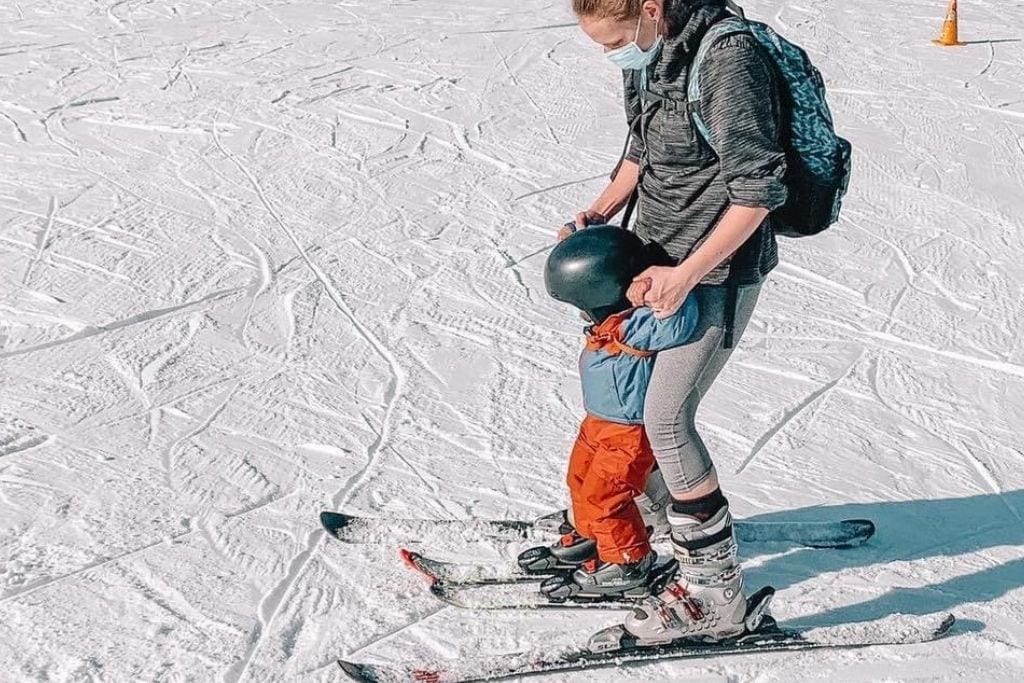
[689,3,853,237]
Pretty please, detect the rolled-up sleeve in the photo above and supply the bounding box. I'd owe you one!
[701,35,788,210]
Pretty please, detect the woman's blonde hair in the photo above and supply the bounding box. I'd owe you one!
[571,0,643,21]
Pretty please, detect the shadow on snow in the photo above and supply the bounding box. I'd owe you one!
[741,490,1024,628]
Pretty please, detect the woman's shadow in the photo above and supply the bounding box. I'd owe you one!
[738,490,1024,627]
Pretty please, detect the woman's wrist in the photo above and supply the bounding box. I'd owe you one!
[673,260,700,290]
[589,194,632,223]
[590,164,639,221]
[588,197,621,222]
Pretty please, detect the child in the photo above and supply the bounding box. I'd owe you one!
[520,225,700,599]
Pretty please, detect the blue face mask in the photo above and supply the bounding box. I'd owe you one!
[605,14,662,71]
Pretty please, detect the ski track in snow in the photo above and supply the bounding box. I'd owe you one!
[1,0,1023,681]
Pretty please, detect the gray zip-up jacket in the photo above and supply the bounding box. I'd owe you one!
[622,3,785,286]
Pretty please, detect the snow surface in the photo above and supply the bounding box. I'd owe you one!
[1,0,1023,680]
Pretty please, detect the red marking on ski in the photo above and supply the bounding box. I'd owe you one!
[399,548,438,585]
[412,670,441,683]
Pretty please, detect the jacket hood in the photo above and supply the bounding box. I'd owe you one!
[654,0,729,82]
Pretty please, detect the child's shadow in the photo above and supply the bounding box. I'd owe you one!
[739,490,1024,626]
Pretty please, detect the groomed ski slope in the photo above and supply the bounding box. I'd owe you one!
[1,0,1022,680]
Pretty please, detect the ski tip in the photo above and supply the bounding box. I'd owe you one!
[399,548,420,567]
[801,519,876,549]
[833,519,876,549]
[399,548,437,585]
[338,660,379,682]
[935,613,956,637]
[320,511,352,536]
[845,518,876,535]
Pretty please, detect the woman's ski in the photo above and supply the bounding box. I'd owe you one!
[338,608,955,683]
[319,511,875,549]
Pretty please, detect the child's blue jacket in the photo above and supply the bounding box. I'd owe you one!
[580,294,700,424]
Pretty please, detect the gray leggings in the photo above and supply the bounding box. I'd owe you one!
[643,282,763,496]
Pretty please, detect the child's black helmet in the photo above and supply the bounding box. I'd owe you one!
[544,225,650,323]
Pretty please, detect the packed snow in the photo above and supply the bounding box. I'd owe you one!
[1,0,1023,680]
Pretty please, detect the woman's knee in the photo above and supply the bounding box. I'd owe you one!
[644,386,700,452]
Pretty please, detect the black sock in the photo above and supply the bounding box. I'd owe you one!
[670,488,728,523]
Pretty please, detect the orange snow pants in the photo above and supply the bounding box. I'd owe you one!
[567,414,655,565]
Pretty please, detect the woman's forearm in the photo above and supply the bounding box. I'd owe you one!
[589,160,640,220]
[677,204,770,287]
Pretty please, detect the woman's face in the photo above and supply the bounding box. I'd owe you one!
[578,1,663,53]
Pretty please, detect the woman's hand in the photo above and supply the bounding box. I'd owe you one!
[557,162,639,241]
[557,209,607,241]
[634,263,696,319]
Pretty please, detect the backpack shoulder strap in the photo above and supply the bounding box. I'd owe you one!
[631,67,644,104]
[687,16,751,150]
[687,15,754,350]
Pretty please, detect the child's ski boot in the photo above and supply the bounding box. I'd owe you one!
[517,529,597,574]
[538,550,668,601]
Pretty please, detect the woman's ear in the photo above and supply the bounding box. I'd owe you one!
[641,0,664,22]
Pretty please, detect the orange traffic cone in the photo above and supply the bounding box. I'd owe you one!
[933,0,965,46]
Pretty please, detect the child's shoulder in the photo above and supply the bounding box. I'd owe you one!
[619,294,700,348]
[616,306,657,339]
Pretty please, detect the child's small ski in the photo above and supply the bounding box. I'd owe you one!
[416,554,680,610]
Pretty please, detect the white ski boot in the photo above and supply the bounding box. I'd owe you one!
[634,466,671,538]
[622,491,751,645]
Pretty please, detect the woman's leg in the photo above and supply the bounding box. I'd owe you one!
[623,283,764,641]
[643,283,763,500]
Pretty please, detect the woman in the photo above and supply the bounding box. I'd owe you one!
[561,0,786,644]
